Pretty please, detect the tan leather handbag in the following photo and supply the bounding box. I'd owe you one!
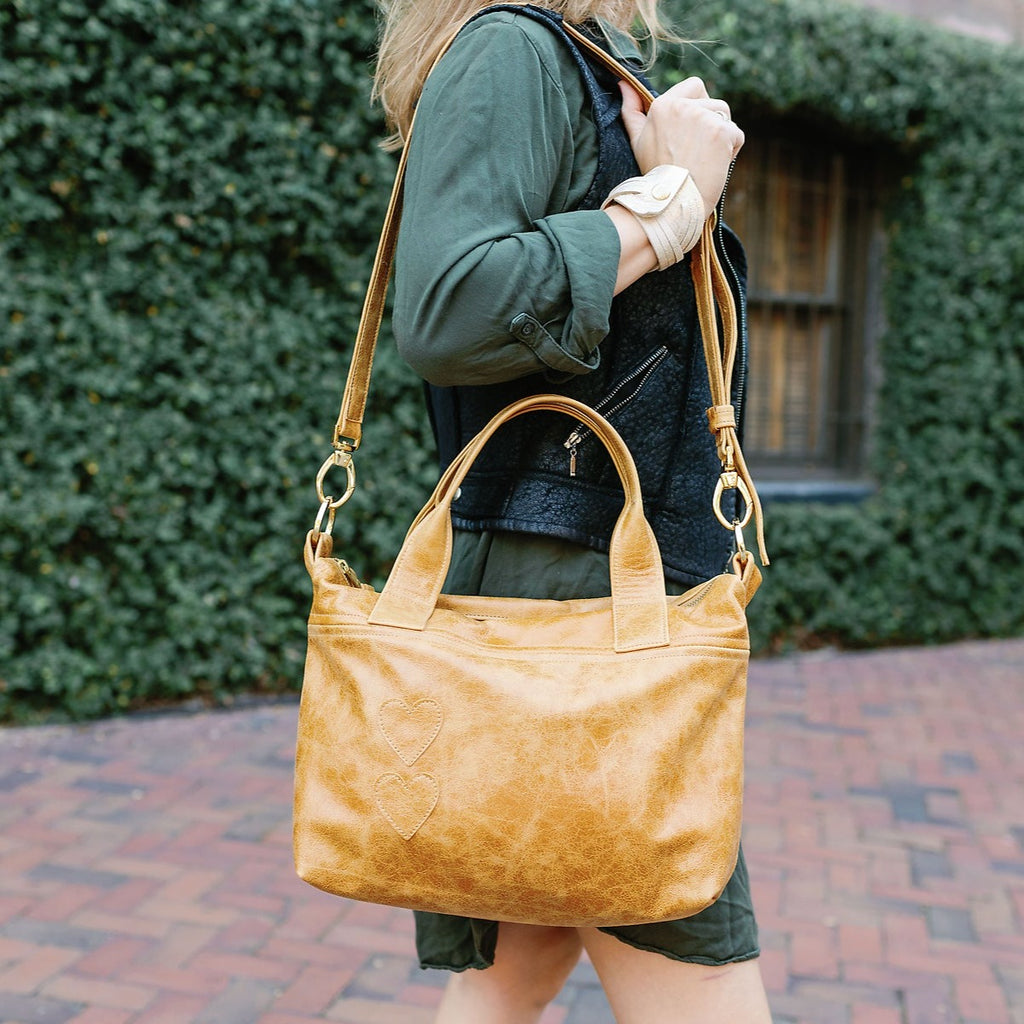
[293,21,768,928]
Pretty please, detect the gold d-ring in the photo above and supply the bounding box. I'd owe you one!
[315,450,356,510]
[713,471,753,531]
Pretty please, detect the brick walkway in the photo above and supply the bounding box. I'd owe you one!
[1,638,1022,1024]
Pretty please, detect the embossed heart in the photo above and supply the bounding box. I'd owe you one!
[374,772,440,840]
[379,698,443,766]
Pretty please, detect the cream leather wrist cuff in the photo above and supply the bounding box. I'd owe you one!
[603,165,706,271]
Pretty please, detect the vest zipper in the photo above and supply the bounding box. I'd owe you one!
[715,161,748,422]
[563,345,670,476]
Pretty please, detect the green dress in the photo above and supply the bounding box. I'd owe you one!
[393,10,759,971]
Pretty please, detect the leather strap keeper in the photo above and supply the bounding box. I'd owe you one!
[707,404,738,432]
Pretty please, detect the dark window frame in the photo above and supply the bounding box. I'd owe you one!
[726,121,888,499]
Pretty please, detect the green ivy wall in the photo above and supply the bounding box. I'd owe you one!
[1,0,1021,720]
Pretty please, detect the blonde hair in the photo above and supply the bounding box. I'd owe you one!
[373,1,673,148]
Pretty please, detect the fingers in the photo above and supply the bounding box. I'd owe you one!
[620,78,734,134]
[698,100,744,159]
[617,81,648,148]
[617,74,744,201]
[698,102,743,159]
[704,98,732,122]
[670,76,711,100]
[656,86,744,161]
[655,87,732,129]
[728,121,745,160]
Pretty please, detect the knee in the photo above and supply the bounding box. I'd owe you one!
[529,925,584,982]
[495,924,583,1005]
[437,926,583,1022]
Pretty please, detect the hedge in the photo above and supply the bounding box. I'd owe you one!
[0,0,434,720]
[1,0,1022,721]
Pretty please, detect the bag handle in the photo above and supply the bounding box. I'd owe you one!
[314,15,767,565]
[368,394,672,652]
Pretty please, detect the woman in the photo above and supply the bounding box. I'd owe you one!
[374,2,772,1021]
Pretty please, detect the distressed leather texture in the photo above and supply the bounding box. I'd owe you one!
[294,396,760,927]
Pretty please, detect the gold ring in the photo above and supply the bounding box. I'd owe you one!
[316,449,357,510]
[713,471,753,531]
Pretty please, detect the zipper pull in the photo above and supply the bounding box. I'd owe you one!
[338,559,362,588]
[564,430,583,477]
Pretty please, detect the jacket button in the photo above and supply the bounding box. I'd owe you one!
[520,321,536,337]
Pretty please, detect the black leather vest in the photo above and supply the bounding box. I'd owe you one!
[425,4,748,586]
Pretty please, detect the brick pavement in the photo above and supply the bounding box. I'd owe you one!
[1,637,1021,1024]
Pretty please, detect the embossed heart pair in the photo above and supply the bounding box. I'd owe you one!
[373,698,443,840]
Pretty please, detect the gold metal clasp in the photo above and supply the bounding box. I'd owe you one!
[733,520,747,555]
[713,470,753,531]
[730,520,750,576]
[331,429,359,452]
[313,497,337,537]
[315,448,357,515]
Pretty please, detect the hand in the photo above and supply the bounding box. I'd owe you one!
[619,78,745,219]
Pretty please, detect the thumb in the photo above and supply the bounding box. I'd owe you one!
[618,81,647,147]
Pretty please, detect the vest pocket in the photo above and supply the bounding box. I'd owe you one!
[562,345,670,477]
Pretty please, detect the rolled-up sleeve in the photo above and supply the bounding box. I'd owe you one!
[392,14,620,387]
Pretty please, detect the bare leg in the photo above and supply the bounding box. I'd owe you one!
[434,923,583,1024]
[580,927,771,1024]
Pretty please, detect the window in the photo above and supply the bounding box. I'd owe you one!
[724,128,884,496]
